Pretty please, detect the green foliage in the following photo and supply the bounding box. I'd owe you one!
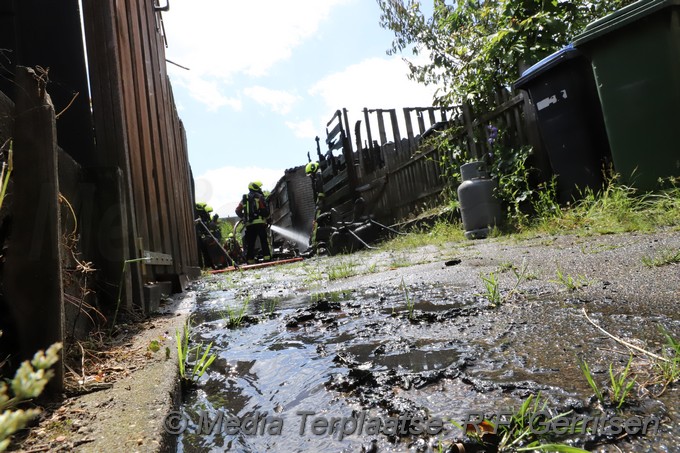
[429,123,551,228]
[148,340,161,353]
[377,0,636,108]
[386,219,465,250]
[262,298,279,316]
[302,263,324,285]
[480,259,529,307]
[0,342,62,452]
[175,319,217,385]
[531,176,680,235]
[488,144,535,225]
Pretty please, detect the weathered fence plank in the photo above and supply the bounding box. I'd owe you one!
[4,67,64,390]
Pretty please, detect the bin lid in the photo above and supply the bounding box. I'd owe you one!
[513,45,583,89]
[573,0,680,47]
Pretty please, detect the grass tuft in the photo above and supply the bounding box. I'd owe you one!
[551,267,589,291]
[642,248,680,267]
[222,297,250,328]
[176,318,217,385]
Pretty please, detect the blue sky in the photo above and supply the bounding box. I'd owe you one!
[162,0,438,216]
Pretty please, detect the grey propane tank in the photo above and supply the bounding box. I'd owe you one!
[457,161,501,239]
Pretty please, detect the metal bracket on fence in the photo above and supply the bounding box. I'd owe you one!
[142,250,174,266]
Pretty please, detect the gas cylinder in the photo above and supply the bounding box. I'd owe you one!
[457,161,501,239]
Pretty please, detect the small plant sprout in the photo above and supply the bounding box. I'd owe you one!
[653,325,680,391]
[551,267,589,291]
[222,296,250,328]
[480,271,502,306]
[327,259,359,280]
[175,318,217,386]
[609,356,636,409]
[577,357,604,404]
[578,355,636,409]
[262,298,279,316]
[582,308,678,397]
[480,259,529,307]
[497,261,517,273]
[148,340,161,352]
[400,277,415,319]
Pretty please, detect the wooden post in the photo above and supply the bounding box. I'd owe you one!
[462,101,480,159]
[4,66,65,391]
[416,109,426,135]
[403,108,415,150]
[388,109,402,155]
[362,108,374,149]
[427,108,436,127]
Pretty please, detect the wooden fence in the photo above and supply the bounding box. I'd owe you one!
[316,90,548,225]
[0,0,198,389]
[82,0,199,299]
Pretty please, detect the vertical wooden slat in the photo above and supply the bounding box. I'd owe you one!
[116,0,158,255]
[135,0,173,265]
[389,109,401,155]
[82,0,143,310]
[417,109,426,135]
[6,67,65,390]
[149,18,182,276]
[404,108,415,150]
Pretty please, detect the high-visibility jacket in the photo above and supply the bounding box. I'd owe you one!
[235,190,269,225]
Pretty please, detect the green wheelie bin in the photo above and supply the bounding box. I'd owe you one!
[573,0,680,191]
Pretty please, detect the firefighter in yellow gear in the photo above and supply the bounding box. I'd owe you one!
[235,181,271,263]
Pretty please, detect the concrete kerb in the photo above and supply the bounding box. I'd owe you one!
[71,292,195,453]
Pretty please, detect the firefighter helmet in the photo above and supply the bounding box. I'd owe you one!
[305,162,319,175]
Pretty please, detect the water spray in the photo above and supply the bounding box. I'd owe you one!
[270,225,309,247]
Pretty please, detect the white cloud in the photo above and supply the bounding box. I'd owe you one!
[310,56,441,143]
[163,0,353,107]
[195,166,285,217]
[310,56,437,112]
[285,119,317,139]
[243,86,300,115]
[170,69,242,112]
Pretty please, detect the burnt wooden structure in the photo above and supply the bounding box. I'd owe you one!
[0,1,198,388]
[269,166,316,249]
[315,92,547,226]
